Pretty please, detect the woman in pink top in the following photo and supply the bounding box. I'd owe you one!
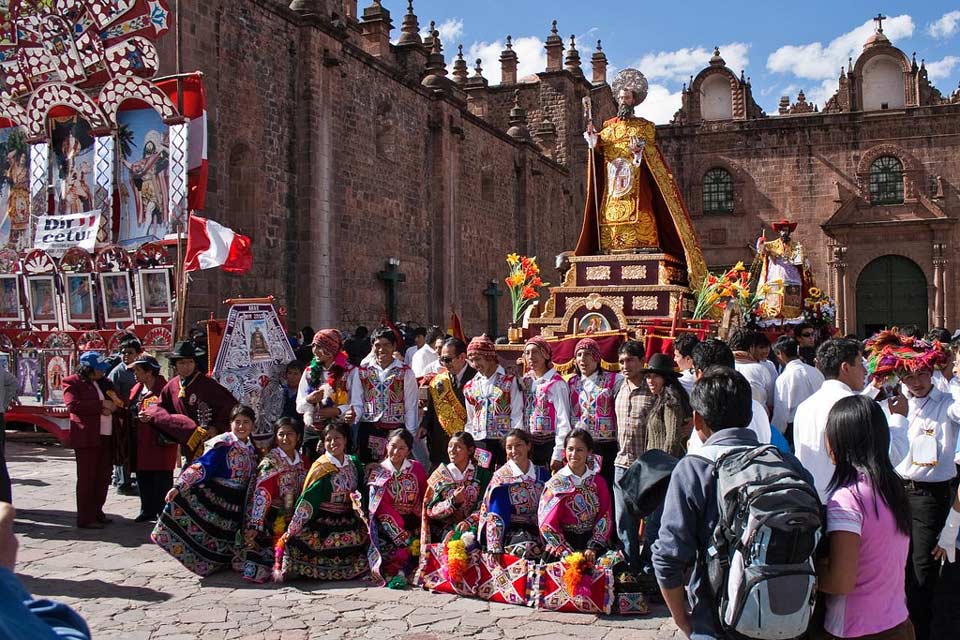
[817,395,914,639]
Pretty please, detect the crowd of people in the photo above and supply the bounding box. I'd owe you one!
[14,319,960,640]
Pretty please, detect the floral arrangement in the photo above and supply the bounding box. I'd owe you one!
[864,329,947,382]
[443,531,470,583]
[692,262,751,319]
[505,254,549,325]
[802,287,836,328]
[561,551,593,597]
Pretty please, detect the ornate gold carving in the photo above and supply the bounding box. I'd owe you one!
[621,265,647,280]
[553,284,689,294]
[632,296,659,311]
[658,263,681,284]
[585,265,611,281]
[567,253,679,264]
[562,265,577,287]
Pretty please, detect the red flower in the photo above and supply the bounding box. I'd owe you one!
[521,286,537,300]
[520,256,531,271]
[531,276,543,287]
[707,275,718,285]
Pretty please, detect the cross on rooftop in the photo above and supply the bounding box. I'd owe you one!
[874,13,886,33]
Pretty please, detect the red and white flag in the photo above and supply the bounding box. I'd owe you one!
[184,215,252,274]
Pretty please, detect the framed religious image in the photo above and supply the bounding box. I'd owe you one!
[139,268,172,317]
[0,275,21,321]
[27,275,57,324]
[0,353,10,373]
[65,273,95,324]
[16,351,39,402]
[42,350,72,405]
[578,312,612,335]
[244,318,272,362]
[100,272,134,323]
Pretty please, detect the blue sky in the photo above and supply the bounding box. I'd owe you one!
[395,1,960,123]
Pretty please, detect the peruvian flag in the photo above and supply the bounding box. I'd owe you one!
[156,73,208,210]
[184,215,252,274]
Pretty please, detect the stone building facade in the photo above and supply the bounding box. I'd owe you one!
[160,0,616,336]
[658,26,960,336]
[166,2,960,337]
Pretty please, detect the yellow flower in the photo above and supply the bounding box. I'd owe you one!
[808,287,822,298]
[507,253,519,266]
[508,273,525,287]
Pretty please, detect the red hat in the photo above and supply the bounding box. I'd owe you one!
[312,328,342,354]
[524,335,553,360]
[771,219,797,233]
[467,334,497,360]
[574,337,601,361]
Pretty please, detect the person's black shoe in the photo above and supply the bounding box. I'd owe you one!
[134,513,153,523]
[117,485,139,496]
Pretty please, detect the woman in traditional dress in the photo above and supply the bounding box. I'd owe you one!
[421,431,492,547]
[275,420,369,581]
[538,428,613,563]
[478,428,550,559]
[151,404,259,576]
[238,418,308,583]
[367,428,427,587]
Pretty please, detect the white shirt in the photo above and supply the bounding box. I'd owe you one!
[411,345,439,378]
[525,368,572,462]
[557,463,596,486]
[464,365,525,439]
[735,360,774,411]
[678,369,696,395]
[445,461,474,482]
[404,345,420,367]
[687,399,772,454]
[295,364,362,426]
[276,447,302,467]
[895,387,960,483]
[772,359,825,433]
[382,457,412,475]
[93,382,112,436]
[506,459,537,481]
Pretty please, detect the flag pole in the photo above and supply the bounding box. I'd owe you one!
[175,218,189,341]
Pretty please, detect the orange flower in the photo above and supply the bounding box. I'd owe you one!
[531,276,543,287]
[521,286,537,300]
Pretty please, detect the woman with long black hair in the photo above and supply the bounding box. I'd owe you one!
[816,395,913,639]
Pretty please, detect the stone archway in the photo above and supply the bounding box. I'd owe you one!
[856,255,928,337]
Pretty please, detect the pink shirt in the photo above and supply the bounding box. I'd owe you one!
[824,475,910,638]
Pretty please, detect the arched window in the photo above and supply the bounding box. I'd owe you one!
[702,168,734,214]
[869,156,903,205]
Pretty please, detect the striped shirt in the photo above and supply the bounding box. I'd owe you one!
[614,377,655,468]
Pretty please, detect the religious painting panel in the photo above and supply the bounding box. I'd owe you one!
[578,312,612,335]
[64,272,94,324]
[100,271,134,323]
[42,350,72,405]
[16,350,39,401]
[0,274,20,321]
[26,274,57,323]
[0,127,30,249]
[50,115,95,215]
[138,268,170,317]
[116,108,170,247]
[0,353,9,374]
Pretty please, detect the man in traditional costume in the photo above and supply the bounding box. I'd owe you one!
[463,335,524,467]
[419,337,476,468]
[751,219,813,321]
[574,69,707,286]
[520,336,570,467]
[155,341,237,452]
[355,327,419,465]
[564,338,622,483]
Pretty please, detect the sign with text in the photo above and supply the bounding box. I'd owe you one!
[33,211,100,257]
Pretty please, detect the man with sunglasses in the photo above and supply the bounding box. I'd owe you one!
[794,322,817,367]
[419,338,477,468]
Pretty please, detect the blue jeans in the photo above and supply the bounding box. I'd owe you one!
[613,466,640,571]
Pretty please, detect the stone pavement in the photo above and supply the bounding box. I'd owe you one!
[7,438,682,640]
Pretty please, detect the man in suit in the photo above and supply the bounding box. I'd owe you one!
[418,338,476,469]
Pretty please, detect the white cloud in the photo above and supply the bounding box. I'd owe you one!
[462,36,547,84]
[629,43,751,84]
[420,18,465,45]
[927,10,960,39]
[766,14,914,81]
[926,55,960,80]
[635,83,682,125]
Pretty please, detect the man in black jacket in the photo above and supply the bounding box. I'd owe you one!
[418,338,476,468]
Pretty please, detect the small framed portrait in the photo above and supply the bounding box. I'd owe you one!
[27,275,57,324]
[139,268,172,317]
[16,351,39,400]
[245,318,272,362]
[100,272,134,323]
[0,275,21,322]
[578,312,612,335]
[43,351,72,405]
[65,273,95,324]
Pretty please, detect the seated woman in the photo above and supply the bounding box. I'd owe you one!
[238,418,309,583]
[478,429,550,559]
[276,420,370,581]
[367,428,427,587]
[151,404,260,576]
[421,431,492,546]
[538,428,613,562]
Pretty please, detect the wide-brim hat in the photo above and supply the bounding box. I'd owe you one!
[771,219,797,233]
[639,352,680,377]
[168,340,198,362]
